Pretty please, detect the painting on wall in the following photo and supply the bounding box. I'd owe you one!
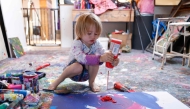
[9,37,25,58]
[0,26,8,61]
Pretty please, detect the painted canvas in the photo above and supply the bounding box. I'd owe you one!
[50,91,190,109]
[9,37,24,58]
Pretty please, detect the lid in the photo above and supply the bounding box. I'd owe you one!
[111,38,122,44]
[11,72,22,77]
[23,71,37,77]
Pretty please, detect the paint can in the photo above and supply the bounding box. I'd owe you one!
[11,72,23,85]
[23,71,39,93]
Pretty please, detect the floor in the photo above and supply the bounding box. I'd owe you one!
[0,46,190,108]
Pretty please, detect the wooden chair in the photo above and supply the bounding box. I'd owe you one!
[152,17,190,69]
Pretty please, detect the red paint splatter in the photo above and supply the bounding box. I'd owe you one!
[4,53,6,56]
[100,95,116,103]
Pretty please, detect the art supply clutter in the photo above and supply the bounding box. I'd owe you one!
[0,68,47,108]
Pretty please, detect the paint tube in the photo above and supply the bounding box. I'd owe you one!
[7,84,25,90]
[0,94,24,102]
[0,89,31,97]
[0,102,9,109]
[36,63,50,71]
[106,38,122,69]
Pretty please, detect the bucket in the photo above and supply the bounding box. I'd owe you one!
[23,71,39,93]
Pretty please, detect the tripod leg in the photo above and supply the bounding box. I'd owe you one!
[139,14,153,45]
[136,16,144,53]
[132,0,153,45]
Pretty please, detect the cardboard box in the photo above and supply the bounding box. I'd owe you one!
[111,33,132,48]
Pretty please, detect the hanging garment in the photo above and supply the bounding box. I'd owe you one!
[90,0,117,15]
[137,0,154,14]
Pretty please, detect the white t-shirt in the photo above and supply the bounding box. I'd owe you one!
[68,39,105,65]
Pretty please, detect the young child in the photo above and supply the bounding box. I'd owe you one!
[48,13,119,92]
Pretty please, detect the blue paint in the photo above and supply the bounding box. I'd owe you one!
[50,92,162,109]
[124,92,162,109]
[50,106,57,109]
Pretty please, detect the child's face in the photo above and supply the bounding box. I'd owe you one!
[81,25,99,47]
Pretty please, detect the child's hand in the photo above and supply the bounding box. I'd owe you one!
[112,58,119,66]
[100,51,114,63]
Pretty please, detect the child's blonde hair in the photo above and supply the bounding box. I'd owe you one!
[75,13,102,40]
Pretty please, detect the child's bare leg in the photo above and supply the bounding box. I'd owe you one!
[87,65,100,92]
[48,63,83,90]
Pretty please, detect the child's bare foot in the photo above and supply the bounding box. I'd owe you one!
[89,83,100,92]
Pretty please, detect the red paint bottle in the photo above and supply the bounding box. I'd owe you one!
[106,38,122,69]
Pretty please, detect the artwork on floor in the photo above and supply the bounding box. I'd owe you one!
[8,37,24,58]
[50,91,190,109]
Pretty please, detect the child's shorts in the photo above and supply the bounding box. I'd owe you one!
[66,59,89,82]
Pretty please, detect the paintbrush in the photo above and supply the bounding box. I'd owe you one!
[42,88,71,94]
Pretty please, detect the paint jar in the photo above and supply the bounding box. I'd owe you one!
[23,71,39,93]
[11,72,23,85]
[106,38,122,69]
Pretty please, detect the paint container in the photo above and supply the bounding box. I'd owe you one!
[0,89,31,97]
[11,72,23,84]
[106,38,122,69]
[0,102,9,109]
[0,94,24,102]
[23,71,39,93]
[25,71,46,79]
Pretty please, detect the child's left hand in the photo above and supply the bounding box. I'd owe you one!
[112,58,119,66]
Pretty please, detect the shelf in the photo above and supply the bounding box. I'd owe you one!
[72,9,134,22]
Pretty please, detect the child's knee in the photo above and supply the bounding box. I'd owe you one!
[71,63,83,75]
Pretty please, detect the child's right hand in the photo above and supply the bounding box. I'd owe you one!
[100,51,114,63]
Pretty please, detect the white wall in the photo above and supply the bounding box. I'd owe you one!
[0,26,8,60]
[0,0,27,51]
[154,6,173,19]
[154,6,173,15]
[22,0,40,8]
[60,5,74,48]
